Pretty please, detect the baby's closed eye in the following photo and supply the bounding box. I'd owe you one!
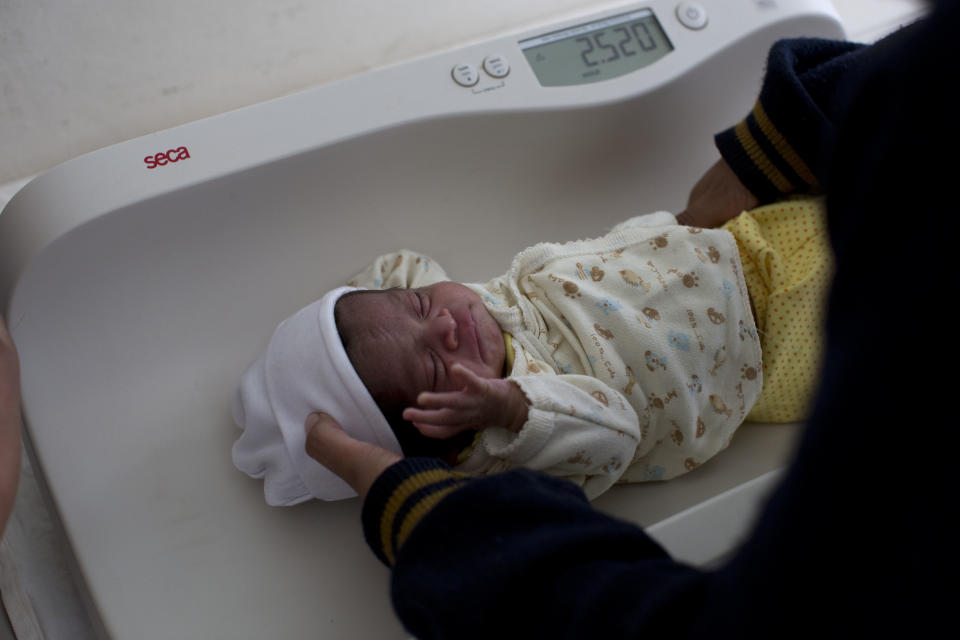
[416,290,430,317]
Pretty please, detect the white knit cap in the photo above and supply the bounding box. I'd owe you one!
[231,286,402,504]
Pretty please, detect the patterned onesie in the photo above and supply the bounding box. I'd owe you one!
[347,212,762,498]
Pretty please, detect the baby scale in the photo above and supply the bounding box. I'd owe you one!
[0,1,843,637]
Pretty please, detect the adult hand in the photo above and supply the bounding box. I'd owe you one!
[402,364,529,439]
[676,158,759,228]
[304,412,401,500]
[1,315,23,536]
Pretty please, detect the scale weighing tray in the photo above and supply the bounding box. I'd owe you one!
[0,1,842,636]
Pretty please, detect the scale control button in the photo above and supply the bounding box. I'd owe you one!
[676,2,708,30]
[452,63,480,87]
[483,54,510,78]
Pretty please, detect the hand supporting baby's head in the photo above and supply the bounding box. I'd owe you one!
[334,283,509,460]
[231,286,402,503]
[231,281,511,502]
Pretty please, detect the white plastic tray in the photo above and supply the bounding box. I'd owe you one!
[0,2,842,636]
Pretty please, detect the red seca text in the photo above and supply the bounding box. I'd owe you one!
[144,146,191,169]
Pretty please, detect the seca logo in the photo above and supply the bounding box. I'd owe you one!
[144,146,191,169]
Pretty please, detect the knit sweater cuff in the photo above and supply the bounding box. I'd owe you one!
[715,101,819,204]
[716,38,866,203]
[362,458,469,566]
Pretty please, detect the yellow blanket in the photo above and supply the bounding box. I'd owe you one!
[723,197,834,422]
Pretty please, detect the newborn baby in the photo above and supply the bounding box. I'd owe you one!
[333,282,523,458]
[233,210,771,504]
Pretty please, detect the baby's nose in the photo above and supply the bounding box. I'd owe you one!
[434,309,458,351]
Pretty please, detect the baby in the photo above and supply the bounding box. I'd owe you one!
[233,200,830,504]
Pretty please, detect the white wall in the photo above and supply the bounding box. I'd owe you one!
[0,0,615,185]
[0,0,930,186]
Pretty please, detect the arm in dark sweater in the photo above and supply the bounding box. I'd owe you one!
[363,458,704,639]
[716,37,867,202]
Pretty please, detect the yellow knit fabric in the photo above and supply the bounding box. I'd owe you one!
[502,332,515,375]
[722,197,834,423]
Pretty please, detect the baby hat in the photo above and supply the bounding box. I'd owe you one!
[231,286,403,504]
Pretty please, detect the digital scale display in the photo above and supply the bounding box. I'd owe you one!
[520,9,674,87]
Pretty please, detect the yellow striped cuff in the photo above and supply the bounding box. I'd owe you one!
[378,468,468,565]
[734,120,794,194]
[751,101,819,190]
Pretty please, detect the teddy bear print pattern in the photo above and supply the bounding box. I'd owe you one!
[461,213,762,495]
[346,212,761,499]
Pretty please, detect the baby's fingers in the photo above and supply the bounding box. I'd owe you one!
[403,405,480,439]
[415,389,477,410]
[412,422,474,440]
[449,363,491,393]
[403,406,468,427]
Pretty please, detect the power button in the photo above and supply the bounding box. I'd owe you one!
[676,2,708,30]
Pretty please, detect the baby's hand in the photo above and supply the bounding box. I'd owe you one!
[402,364,530,439]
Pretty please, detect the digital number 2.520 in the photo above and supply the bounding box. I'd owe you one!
[576,23,656,67]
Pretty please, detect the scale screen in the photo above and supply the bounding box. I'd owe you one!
[520,9,674,87]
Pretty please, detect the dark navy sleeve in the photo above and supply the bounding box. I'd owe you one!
[363,459,706,638]
[715,37,867,201]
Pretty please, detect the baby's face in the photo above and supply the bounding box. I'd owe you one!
[336,283,506,415]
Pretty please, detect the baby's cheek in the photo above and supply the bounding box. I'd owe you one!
[467,361,501,387]
[480,318,506,371]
